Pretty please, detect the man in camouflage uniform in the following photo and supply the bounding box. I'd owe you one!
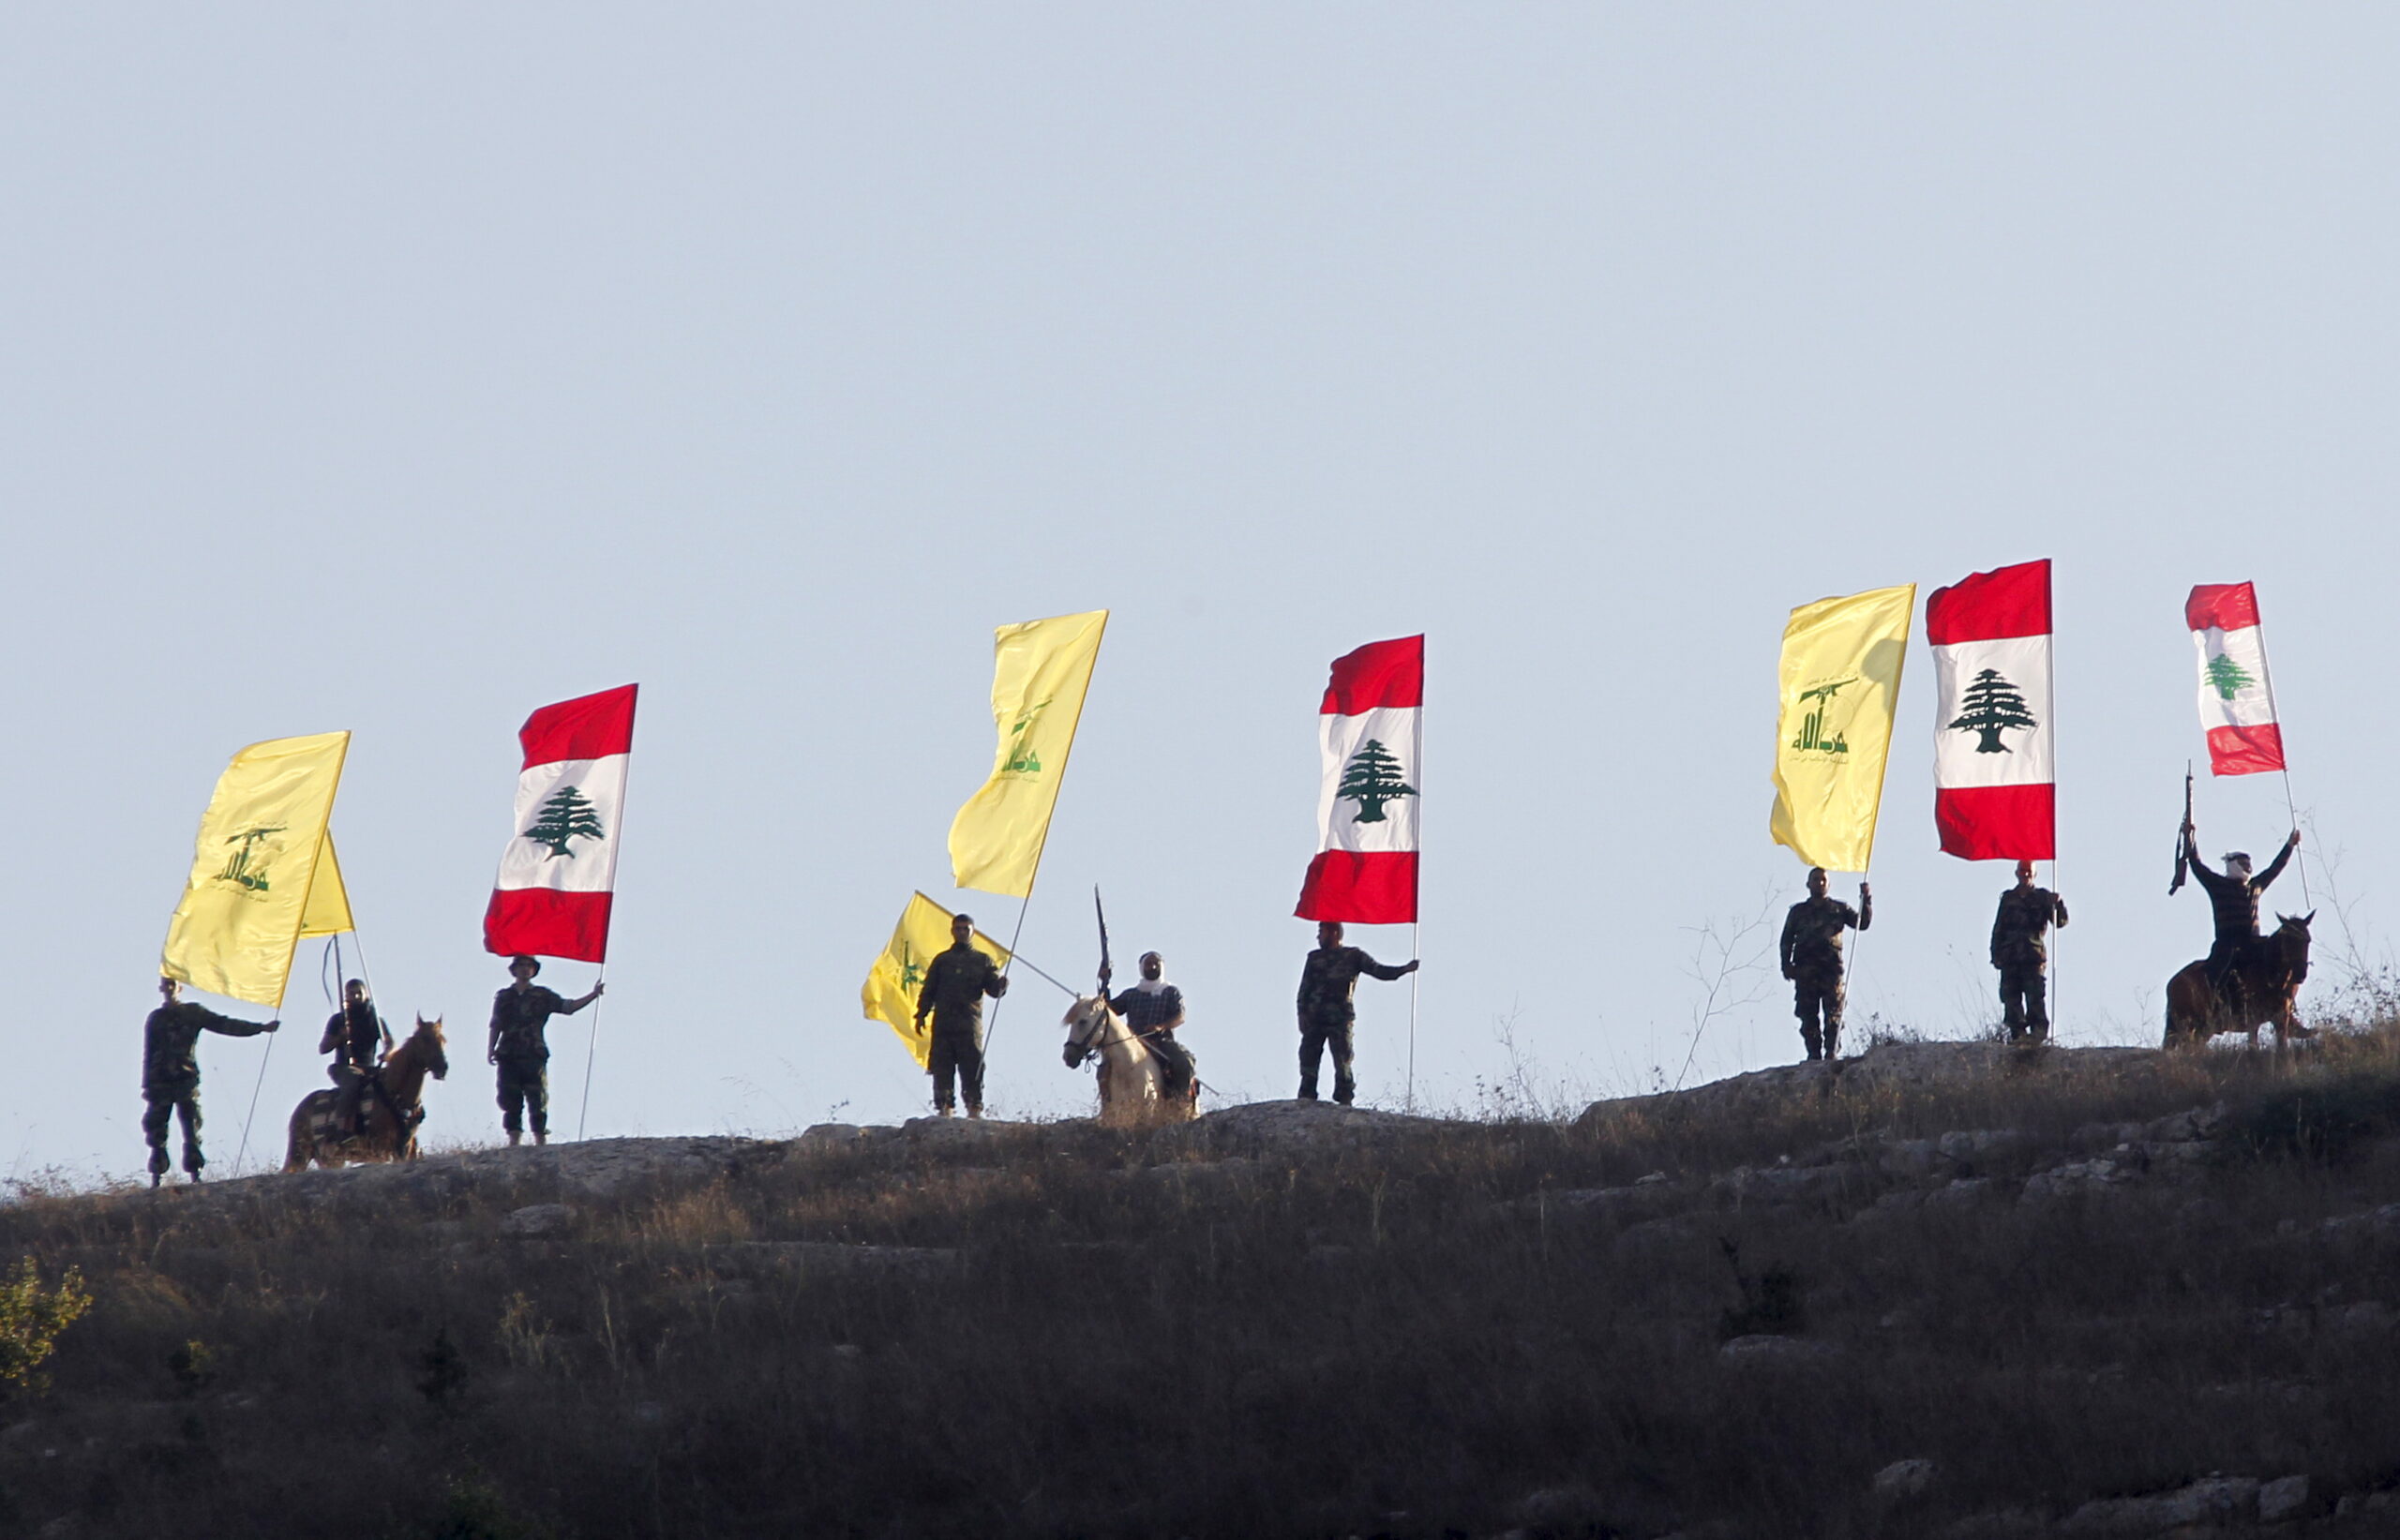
[318,977,393,1138]
[142,977,278,1187]
[2182,825,2300,1016]
[914,912,1009,1118]
[1103,949,1195,1103]
[485,955,604,1146]
[1990,860,2069,1043]
[1779,868,1870,1062]
[1295,920,1418,1105]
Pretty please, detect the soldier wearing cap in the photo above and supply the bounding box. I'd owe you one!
[142,977,277,1186]
[486,954,603,1146]
[1990,860,2068,1043]
[1780,867,1870,1062]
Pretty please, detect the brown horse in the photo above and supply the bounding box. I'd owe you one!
[2164,913,2316,1052]
[283,1015,450,1171]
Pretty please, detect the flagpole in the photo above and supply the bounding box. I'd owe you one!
[2249,616,2312,909]
[975,617,1106,1076]
[2047,595,2062,1042]
[577,751,635,1143]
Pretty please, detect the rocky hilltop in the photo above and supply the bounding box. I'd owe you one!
[4,1038,2398,1539]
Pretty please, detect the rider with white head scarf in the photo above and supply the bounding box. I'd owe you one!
[1106,951,1196,1100]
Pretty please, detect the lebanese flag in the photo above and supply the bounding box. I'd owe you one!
[2187,582,2285,776]
[1295,636,1420,924]
[1928,561,2054,860]
[483,684,638,963]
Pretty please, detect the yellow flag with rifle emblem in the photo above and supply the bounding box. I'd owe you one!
[162,731,353,1007]
[948,609,1108,896]
[861,892,1013,1068]
[1769,584,1914,873]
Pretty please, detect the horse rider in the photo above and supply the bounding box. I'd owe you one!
[1102,949,1195,1103]
[142,977,278,1187]
[318,977,394,1140]
[486,954,603,1147]
[1780,867,1870,1062]
[2182,824,2300,1016]
[1295,920,1418,1105]
[1990,860,2068,1043]
[914,912,1008,1119]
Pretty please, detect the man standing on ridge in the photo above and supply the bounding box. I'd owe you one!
[1295,920,1418,1105]
[487,954,603,1146]
[2182,822,2300,1016]
[142,977,277,1187]
[1103,949,1196,1106]
[1781,867,1870,1062]
[915,912,1008,1119]
[1990,860,2068,1043]
[319,977,393,1139]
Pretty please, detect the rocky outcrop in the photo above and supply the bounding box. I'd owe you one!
[1577,1041,2168,1129]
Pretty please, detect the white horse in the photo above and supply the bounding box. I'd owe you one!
[1061,994,1194,1127]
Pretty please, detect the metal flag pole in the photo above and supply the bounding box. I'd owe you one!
[2250,614,2312,908]
[576,748,636,1143]
[2047,605,2062,1040]
[1407,646,1425,1110]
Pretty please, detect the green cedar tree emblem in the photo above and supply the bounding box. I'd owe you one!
[216,825,286,891]
[2206,651,2256,702]
[1336,739,1418,824]
[522,785,607,859]
[1004,700,1052,775]
[1792,679,1854,755]
[1948,668,2038,754]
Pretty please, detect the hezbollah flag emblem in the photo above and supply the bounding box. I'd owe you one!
[860,894,1012,1067]
[1769,585,1913,873]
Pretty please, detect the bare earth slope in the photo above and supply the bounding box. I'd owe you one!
[4,1038,2400,1539]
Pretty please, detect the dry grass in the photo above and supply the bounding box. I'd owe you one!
[1,1033,2399,1538]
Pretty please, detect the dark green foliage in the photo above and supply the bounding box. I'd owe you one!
[1717,1239,1807,1340]
[167,1338,216,1397]
[416,1326,467,1410]
[2224,1069,2400,1165]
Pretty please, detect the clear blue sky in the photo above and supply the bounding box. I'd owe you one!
[4,7,2395,1181]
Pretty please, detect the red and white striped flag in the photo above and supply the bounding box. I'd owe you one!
[2186,582,2286,776]
[1295,635,1420,924]
[1928,561,2054,860]
[483,684,638,963]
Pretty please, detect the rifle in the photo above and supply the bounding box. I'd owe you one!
[1093,885,1113,998]
[2168,762,2193,895]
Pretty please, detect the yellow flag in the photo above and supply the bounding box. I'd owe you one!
[861,892,1013,1068]
[948,608,1108,896]
[161,731,352,1007]
[299,830,355,940]
[1770,585,1914,873]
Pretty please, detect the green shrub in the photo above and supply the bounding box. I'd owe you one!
[0,1256,91,1396]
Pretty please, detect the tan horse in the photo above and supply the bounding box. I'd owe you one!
[284,1016,450,1171]
[2164,914,2316,1052]
[1061,995,1197,1128]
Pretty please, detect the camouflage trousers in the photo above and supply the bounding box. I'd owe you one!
[1998,962,2049,1041]
[928,1021,984,1114]
[142,1084,203,1178]
[496,1057,549,1138]
[1298,1015,1356,1104]
[1792,969,1845,1061]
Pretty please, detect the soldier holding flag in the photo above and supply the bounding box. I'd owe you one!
[1780,869,1869,1062]
[142,978,277,1186]
[1991,861,2068,1043]
[915,912,1009,1118]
